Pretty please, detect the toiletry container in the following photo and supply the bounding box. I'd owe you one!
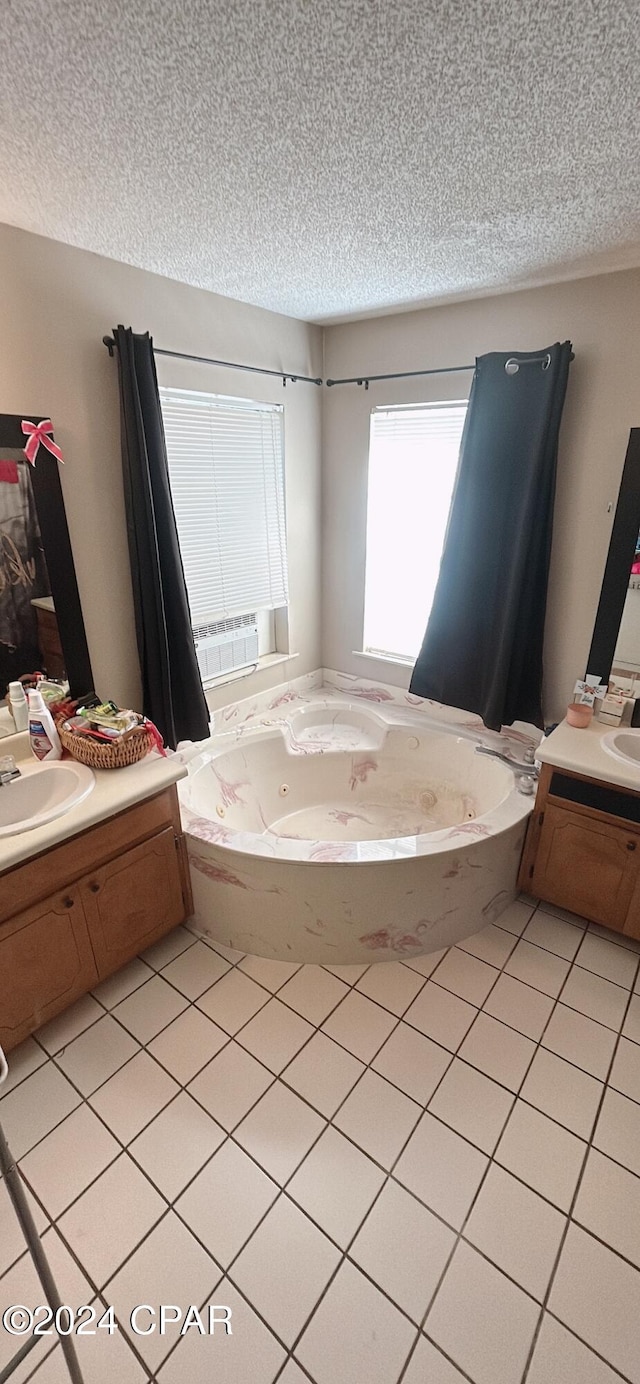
[7,682,28,732]
[28,689,62,761]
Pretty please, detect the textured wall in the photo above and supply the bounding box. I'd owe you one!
[322,269,640,724]
[0,223,322,710]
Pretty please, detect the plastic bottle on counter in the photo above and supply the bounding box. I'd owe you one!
[28,689,62,761]
[7,682,28,732]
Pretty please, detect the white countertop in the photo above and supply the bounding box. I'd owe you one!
[537,717,640,792]
[0,732,187,874]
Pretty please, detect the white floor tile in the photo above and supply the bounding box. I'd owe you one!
[113,974,188,1043]
[457,923,517,968]
[459,1012,535,1092]
[236,998,313,1073]
[593,1086,640,1177]
[157,1278,285,1383]
[55,1015,139,1096]
[287,1126,385,1248]
[394,1112,488,1230]
[520,1048,603,1139]
[623,993,640,1044]
[0,1037,45,1095]
[334,1069,421,1168]
[19,1104,119,1218]
[296,1259,415,1384]
[483,972,554,1040]
[523,911,584,960]
[504,939,570,996]
[574,1146,640,1270]
[404,980,477,1051]
[197,969,270,1034]
[609,1035,640,1103]
[542,1004,617,1080]
[350,1179,455,1322]
[148,1005,228,1085]
[495,899,536,935]
[57,1153,165,1287]
[401,946,447,977]
[281,1031,364,1117]
[141,924,195,970]
[428,1059,513,1154]
[28,1322,148,1382]
[161,939,231,999]
[106,1211,221,1372]
[355,961,425,1015]
[0,1174,48,1278]
[431,948,499,1005]
[130,1091,225,1200]
[372,1023,452,1104]
[176,1139,278,1267]
[231,1195,340,1347]
[321,989,396,1062]
[464,1162,565,1300]
[323,961,369,982]
[198,934,245,963]
[277,965,349,1025]
[494,1100,586,1212]
[234,1082,324,1184]
[403,1336,469,1384]
[588,921,640,954]
[0,1062,80,1159]
[549,1223,640,1383]
[527,1312,625,1384]
[426,1240,539,1384]
[561,967,628,1031]
[0,1228,93,1378]
[188,1042,273,1130]
[279,1363,311,1384]
[37,994,104,1055]
[89,1050,179,1144]
[92,957,154,1008]
[576,932,639,988]
[238,953,302,991]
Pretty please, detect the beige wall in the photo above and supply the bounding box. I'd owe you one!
[0,223,322,712]
[323,269,640,723]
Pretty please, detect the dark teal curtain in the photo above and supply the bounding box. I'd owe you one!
[410,342,572,730]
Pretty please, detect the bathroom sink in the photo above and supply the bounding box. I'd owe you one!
[601,729,640,768]
[0,760,95,837]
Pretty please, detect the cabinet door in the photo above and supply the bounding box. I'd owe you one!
[531,804,640,928]
[81,828,187,979]
[0,892,98,1051]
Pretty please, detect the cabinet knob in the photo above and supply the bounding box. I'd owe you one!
[62,896,74,909]
[628,841,637,852]
[89,881,101,893]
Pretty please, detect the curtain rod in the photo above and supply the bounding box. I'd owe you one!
[102,337,323,387]
[325,351,574,390]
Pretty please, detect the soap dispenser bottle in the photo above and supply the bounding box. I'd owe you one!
[28,689,62,761]
[7,681,28,732]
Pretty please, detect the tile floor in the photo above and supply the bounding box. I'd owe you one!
[2,899,640,1382]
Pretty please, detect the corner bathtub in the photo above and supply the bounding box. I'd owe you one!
[178,703,532,964]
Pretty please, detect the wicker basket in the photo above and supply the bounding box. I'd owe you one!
[57,717,154,770]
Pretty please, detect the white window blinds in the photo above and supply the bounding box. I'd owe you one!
[159,388,288,626]
[363,401,467,662]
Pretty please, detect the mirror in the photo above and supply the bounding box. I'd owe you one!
[0,413,93,726]
[587,428,640,690]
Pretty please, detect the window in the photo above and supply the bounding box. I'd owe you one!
[363,401,467,662]
[160,387,288,680]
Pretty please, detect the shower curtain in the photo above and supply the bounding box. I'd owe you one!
[409,342,572,730]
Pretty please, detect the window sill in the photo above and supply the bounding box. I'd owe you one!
[202,651,299,692]
[352,650,415,669]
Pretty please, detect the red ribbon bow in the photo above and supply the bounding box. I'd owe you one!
[21,419,64,467]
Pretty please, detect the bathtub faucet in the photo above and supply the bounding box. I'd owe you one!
[475,744,539,795]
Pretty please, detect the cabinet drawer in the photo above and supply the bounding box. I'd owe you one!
[0,891,98,1051]
[82,828,187,977]
[531,803,640,928]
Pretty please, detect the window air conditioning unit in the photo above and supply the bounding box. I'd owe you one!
[193,613,259,681]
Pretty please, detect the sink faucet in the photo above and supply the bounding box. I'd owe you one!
[0,755,21,786]
[475,744,539,795]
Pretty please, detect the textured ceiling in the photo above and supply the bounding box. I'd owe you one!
[1,0,639,321]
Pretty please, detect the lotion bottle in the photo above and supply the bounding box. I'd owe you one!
[7,682,28,732]
[28,688,62,761]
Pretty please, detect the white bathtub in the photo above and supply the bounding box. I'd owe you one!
[179,696,533,964]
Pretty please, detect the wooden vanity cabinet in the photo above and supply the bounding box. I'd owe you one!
[518,763,640,939]
[0,785,192,1052]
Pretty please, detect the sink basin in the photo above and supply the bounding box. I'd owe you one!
[0,760,95,837]
[601,729,640,767]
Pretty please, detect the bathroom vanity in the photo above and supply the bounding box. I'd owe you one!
[0,744,191,1052]
[518,719,640,939]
